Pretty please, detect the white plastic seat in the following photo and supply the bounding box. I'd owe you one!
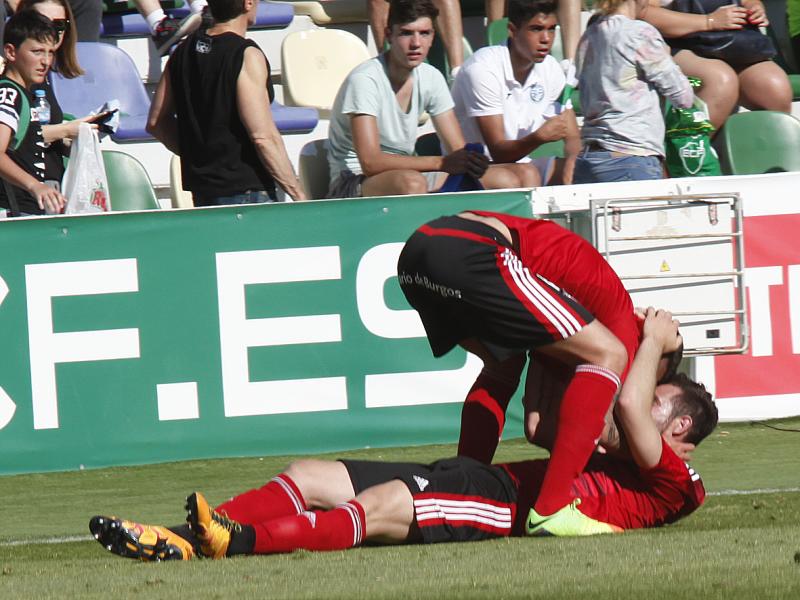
[298,139,331,200]
[169,155,194,208]
[281,29,370,115]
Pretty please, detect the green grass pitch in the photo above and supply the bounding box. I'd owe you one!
[1,418,799,599]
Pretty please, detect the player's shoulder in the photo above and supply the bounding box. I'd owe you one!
[0,78,26,112]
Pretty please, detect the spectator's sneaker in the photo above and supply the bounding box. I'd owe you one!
[186,491,241,559]
[89,515,195,561]
[152,13,202,56]
[526,499,624,537]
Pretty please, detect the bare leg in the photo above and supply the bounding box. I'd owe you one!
[478,163,527,189]
[433,0,464,70]
[485,0,506,23]
[132,0,163,17]
[358,480,420,543]
[557,0,581,61]
[361,170,429,196]
[736,61,793,113]
[673,50,738,131]
[284,459,356,509]
[368,0,390,51]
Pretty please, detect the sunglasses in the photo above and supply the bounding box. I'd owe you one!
[52,18,70,33]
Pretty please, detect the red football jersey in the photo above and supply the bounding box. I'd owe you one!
[502,437,706,534]
[469,211,640,375]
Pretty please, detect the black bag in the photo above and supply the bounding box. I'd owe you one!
[668,0,776,66]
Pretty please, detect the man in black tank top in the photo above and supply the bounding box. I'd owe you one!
[147,0,306,205]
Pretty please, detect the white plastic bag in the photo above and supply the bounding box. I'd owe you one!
[62,122,110,214]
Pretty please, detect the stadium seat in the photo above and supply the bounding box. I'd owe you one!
[486,17,508,46]
[271,101,319,134]
[169,155,194,208]
[273,0,367,25]
[298,139,331,200]
[415,132,442,157]
[52,42,152,142]
[714,111,800,175]
[790,74,800,101]
[102,1,292,35]
[281,29,370,114]
[427,35,473,81]
[102,150,161,210]
[530,139,565,159]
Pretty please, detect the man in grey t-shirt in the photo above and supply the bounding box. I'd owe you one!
[327,0,524,198]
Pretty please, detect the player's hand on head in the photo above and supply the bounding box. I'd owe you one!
[643,307,681,352]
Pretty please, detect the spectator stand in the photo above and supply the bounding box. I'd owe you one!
[55,42,318,195]
[100,0,309,83]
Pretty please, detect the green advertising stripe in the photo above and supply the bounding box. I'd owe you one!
[0,191,533,474]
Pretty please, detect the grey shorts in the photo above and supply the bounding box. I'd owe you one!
[328,169,443,199]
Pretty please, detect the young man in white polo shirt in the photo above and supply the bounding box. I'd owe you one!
[327,0,523,198]
[451,0,580,186]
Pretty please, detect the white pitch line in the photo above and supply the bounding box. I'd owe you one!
[0,534,91,547]
[1,486,799,548]
[707,486,800,497]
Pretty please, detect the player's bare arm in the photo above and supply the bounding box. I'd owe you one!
[237,47,307,201]
[615,308,682,469]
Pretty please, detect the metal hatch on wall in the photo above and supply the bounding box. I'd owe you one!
[549,193,749,356]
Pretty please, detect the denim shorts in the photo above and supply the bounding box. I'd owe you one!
[573,151,663,184]
[193,189,279,206]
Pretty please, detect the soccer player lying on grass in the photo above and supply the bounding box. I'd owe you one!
[90,309,717,561]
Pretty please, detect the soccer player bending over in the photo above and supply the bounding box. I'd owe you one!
[90,309,717,560]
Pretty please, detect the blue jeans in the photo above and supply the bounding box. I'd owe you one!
[193,190,279,206]
[573,152,663,184]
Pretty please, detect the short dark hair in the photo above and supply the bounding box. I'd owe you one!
[508,0,558,28]
[387,0,439,29]
[4,9,58,50]
[208,0,246,23]
[668,373,718,445]
[657,341,684,385]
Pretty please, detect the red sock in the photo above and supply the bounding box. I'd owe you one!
[458,355,525,463]
[252,501,366,554]
[534,364,620,516]
[214,474,306,525]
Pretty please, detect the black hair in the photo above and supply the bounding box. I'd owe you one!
[387,0,439,29]
[657,341,684,386]
[3,9,58,50]
[668,373,718,445]
[207,0,246,23]
[508,0,558,28]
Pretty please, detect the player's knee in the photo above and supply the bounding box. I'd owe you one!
[401,172,429,195]
[596,336,627,376]
[284,459,320,485]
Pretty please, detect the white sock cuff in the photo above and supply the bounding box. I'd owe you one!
[576,364,621,391]
[146,9,167,32]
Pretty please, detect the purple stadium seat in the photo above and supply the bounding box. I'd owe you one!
[100,1,294,37]
[52,42,152,142]
[271,102,319,134]
[53,43,318,139]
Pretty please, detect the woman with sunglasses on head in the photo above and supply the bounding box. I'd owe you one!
[17,0,97,191]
